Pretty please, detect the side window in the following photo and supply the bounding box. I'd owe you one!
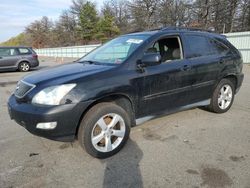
[185,35,213,58]
[0,48,17,56]
[10,49,18,56]
[209,39,229,55]
[145,37,182,62]
[145,41,160,54]
[18,48,31,55]
[0,48,10,56]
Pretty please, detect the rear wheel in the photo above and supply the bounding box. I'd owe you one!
[18,62,30,72]
[208,79,235,113]
[78,102,131,158]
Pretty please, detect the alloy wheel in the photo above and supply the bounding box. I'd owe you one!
[20,62,30,71]
[218,84,233,110]
[91,113,126,153]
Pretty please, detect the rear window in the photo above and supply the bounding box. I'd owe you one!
[18,48,31,55]
[184,34,213,58]
[0,48,18,56]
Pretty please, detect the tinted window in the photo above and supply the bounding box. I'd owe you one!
[209,39,229,55]
[0,48,18,56]
[185,35,213,58]
[19,48,31,55]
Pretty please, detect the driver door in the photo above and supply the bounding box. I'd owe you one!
[136,35,195,117]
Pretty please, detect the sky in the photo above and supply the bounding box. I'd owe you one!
[0,0,104,43]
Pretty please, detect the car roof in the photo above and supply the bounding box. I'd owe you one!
[0,46,32,48]
[124,27,225,39]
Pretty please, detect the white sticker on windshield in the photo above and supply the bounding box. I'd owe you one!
[126,39,143,44]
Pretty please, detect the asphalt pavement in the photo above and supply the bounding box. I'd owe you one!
[0,59,249,188]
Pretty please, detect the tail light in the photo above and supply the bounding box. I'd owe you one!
[32,54,38,59]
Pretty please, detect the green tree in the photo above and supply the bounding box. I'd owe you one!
[96,9,120,42]
[79,1,99,43]
[70,0,87,16]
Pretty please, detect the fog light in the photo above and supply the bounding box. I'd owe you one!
[36,122,57,130]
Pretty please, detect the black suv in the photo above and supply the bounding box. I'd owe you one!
[8,28,244,158]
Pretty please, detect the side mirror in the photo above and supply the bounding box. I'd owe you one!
[140,53,161,67]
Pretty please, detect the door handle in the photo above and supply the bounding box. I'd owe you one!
[181,65,191,71]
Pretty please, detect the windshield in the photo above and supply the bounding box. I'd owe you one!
[79,35,150,65]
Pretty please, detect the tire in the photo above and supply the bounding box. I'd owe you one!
[18,62,30,72]
[208,78,235,113]
[78,102,131,158]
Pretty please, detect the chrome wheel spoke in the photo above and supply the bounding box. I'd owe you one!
[112,129,125,137]
[220,88,225,95]
[108,114,120,128]
[92,133,104,145]
[105,136,112,152]
[218,96,223,103]
[225,95,232,101]
[97,118,107,131]
[221,100,226,109]
[224,86,229,95]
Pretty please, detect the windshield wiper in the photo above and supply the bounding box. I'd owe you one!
[78,60,96,64]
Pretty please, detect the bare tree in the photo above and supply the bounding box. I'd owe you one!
[25,16,54,48]
[129,0,160,30]
[102,0,130,33]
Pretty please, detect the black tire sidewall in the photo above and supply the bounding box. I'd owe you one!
[78,103,131,158]
[210,79,235,113]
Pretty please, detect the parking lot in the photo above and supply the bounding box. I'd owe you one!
[0,59,250,188]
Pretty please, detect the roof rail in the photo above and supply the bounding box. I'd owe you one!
[160,27,215,33]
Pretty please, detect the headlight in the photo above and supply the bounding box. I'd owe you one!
[32,84,76,105]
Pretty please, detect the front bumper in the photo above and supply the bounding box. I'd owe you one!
[8,95,91,142]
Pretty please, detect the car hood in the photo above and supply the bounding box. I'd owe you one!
[23,62,114,85]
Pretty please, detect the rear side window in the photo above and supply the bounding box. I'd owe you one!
[209,38,230,55]
[18,48,31,55]
[0,48,18,56]
[184,34,213,58]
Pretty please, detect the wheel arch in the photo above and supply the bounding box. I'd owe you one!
[17,59,30,66]
[222,74,237,89]
[75,94,136,137]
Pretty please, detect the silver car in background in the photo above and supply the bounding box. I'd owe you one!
[0,46,39,72]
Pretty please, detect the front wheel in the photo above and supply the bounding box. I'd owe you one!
[208,79,235,113]
[78,102,131,158]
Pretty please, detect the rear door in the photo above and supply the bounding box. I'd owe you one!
[208,37,235,75]
[182,34,221,103]
[0,48,19,68]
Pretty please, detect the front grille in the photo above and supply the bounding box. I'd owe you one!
[14,80,35,98]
